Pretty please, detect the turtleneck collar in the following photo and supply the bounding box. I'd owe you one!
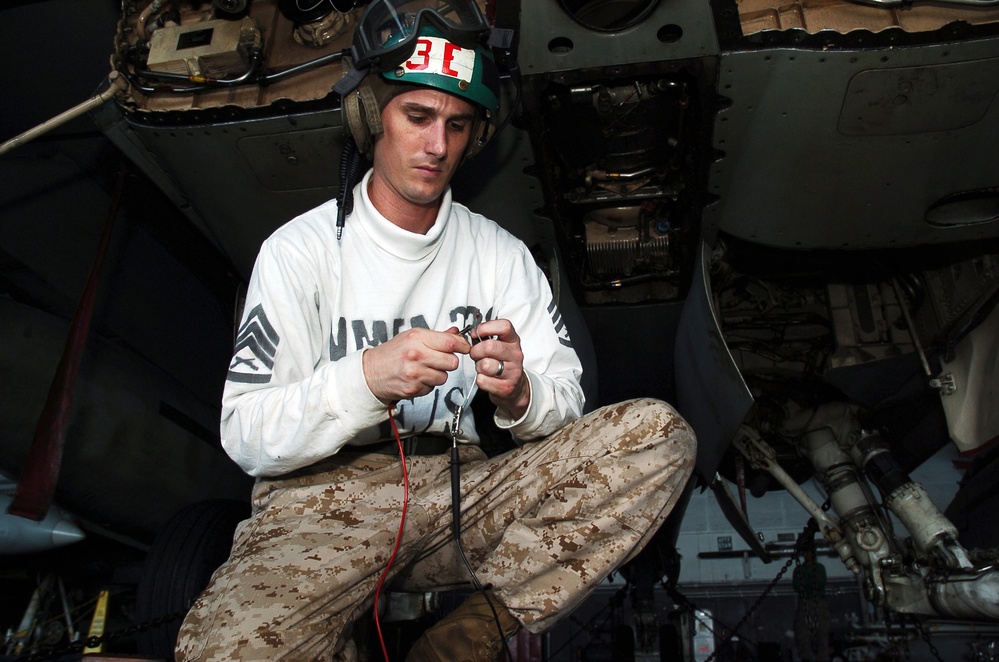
[352,169,452,261]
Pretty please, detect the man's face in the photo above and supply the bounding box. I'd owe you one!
[368,87,476,223]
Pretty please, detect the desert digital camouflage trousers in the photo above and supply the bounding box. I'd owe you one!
[176,397,695,661]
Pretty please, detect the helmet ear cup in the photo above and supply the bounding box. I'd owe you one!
[342,58,412,160]
[341,59,388,160]
[342,89,372,159]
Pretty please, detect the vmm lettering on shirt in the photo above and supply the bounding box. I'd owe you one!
[329,315,430,360]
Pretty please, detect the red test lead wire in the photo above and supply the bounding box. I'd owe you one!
[373,405,410,662]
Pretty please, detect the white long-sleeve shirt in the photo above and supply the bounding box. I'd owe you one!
[222,170,584,477]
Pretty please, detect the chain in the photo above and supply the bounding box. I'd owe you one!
[883,609,945,662]
[548,583,629,659]
[909,615,945,662]
[13,610,187,661]
[799,535,822,659]
[669,518,819,662]
[885,610,910,662]
[665,585,732,654]
[805,595,819,657]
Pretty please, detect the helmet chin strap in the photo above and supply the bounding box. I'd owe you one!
[333,62,369,97]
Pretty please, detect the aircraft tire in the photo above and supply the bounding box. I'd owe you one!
[134,498,250,659]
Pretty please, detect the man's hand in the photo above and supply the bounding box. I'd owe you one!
[469,319,531,420]
[362,327,471,404]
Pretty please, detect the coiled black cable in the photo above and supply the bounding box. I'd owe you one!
[336,135,365,240]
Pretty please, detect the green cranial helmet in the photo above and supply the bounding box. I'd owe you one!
[380,25,499,117]
[338,0,501,160]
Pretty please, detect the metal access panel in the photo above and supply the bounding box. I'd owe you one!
[95,104,342,279]
[704,39,999,249]
[516,0,720,77]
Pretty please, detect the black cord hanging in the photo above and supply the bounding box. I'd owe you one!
[336,135,365,240]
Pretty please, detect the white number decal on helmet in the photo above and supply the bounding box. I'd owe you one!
[403,36,475,85]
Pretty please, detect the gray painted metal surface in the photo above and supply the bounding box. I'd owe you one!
[705,40,999,249]
[97,105,342,280]
[675,242,754,479]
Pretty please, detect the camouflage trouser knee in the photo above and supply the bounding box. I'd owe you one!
[175,397,695,661]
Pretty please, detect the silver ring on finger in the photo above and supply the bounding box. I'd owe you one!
[495,360,505,377]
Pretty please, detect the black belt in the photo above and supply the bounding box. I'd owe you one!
[358,436,452,456]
